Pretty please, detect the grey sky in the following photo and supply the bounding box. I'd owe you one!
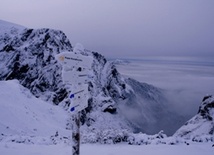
[1,0,214,58]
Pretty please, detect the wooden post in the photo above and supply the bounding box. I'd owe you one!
[72,112,80,155]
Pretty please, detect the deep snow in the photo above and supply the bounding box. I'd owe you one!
[0,80,70,140]
[0,19,25,34]
[0,142,213,155]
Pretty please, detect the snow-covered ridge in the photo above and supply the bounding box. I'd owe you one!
[174,95,214,142]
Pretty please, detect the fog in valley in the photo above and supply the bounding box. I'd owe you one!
[116,57,214,134]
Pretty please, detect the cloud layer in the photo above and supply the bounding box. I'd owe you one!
[116,57,214,118]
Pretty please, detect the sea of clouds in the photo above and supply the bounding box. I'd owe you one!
[116,56,214,121]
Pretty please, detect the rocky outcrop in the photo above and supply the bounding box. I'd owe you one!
[0,27,72,104]
[174,95,214,142]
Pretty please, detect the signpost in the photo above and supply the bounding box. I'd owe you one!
[55,44,93,155]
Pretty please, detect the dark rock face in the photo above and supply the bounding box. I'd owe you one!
[198,95,214,121]
[103,105,117,114]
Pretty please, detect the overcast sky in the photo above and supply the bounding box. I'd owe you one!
[1,0,214,58]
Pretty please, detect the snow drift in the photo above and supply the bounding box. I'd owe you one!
[0,80,70,144]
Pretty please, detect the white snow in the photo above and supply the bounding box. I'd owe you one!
[0,80,70,137]
[73,43,85,54]
[0,19,25,34]
[0,142,213,155]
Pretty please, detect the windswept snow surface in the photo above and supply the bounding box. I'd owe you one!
[0,19,25,34]
[0,143,213,155]
[0,80,70,138]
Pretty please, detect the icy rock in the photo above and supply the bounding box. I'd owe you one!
[103,105,117,114]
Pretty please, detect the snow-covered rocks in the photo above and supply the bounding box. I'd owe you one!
[0,25,72,104]
[174,95,214,142]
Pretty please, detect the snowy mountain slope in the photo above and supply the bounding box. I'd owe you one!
[0,81,184,145]
[0,80,70,140]
[0,19,25,34]
[0,19,182,137]
[174,95,214,142]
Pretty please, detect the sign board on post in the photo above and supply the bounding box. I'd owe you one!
[55,44,93,155]
[56,52,93,85]
[69,84,89,113]
[56,52,93,69]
